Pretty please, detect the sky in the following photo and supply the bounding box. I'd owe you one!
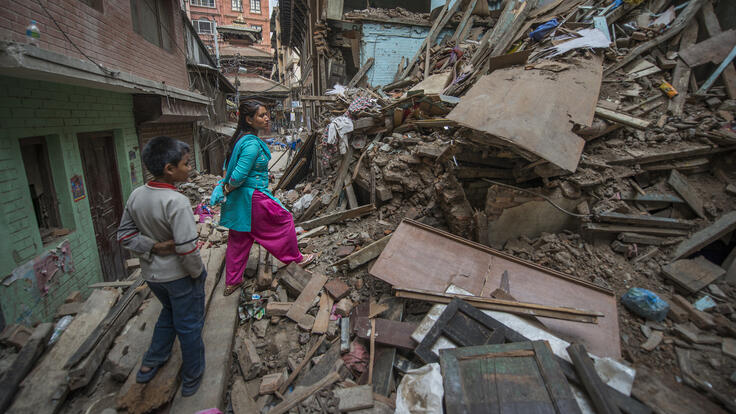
[269,0,277,15]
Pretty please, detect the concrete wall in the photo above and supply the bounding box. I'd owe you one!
[360,22,453,87]
[0,0,191,90]
[0,75,142,326]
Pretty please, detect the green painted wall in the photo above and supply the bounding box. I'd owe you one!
[0,75,143,326]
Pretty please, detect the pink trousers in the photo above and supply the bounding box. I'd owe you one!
[225,190,303,286]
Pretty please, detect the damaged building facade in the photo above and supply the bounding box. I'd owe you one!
[0,0,231,327]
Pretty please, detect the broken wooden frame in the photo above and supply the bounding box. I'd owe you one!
[370,219,621,358]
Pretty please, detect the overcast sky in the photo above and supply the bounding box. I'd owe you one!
[269,0,277,15]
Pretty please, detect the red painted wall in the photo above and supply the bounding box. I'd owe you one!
[0,0,191,91]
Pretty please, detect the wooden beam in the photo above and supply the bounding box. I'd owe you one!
[672,211,736,260]
[394,287,602,323]
[312,294,334,334]
[333,234,392,269]
[699,1,736,98]
[269,371,340,414]
[583,222,689,237]
[567,344,622,414]
[297,204,375,230]
[596,211,694,230]
[7,290,120,414]
[0,323,53,413]
[327,146,353,211]
[595,107,651,129]
[286,272,328,323]
[669,21,697,117]
[452,0,479,42]
[278,335,325,395]
[399,2,450,79]
[67,286,147,390]
[604,0,706,76]
[668,170,706,218]
[348,58,375,89]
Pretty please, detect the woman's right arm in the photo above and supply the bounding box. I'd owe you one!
[228,142,259,189]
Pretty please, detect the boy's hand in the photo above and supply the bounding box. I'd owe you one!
[152,240,176,255]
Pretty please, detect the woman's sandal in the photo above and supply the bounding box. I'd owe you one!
[223,281,244,296]
[299,253,316,267]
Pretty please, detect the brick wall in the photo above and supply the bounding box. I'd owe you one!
[0,75,142,326]
[0,0,190,90]
[190,0,271,51]
[138,122,195,181]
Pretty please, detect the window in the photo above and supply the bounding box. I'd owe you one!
[252,24,262,32]
[191,0,215,7]
[195,19,213,34]
[232,0,242,11]
[20,137,62,244]
[130,0,173,51]
[250,0,261,14]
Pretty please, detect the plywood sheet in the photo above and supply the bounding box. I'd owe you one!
[369,219,620,358]
[446,56,602,172]
[679,29,736,67]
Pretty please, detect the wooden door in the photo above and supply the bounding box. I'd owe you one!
[78,132,126,281]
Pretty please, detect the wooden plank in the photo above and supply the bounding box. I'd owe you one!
[395,288,602,323]
[105,299,162,381]
[566,343,621,414]
[297,225,327,241]
[440,341,581,414]
[169,268,239,413]
[451,0,478,42]
[670,22,699,116]
[297,204,375,230]
[68,285,147,390]
[670,294,715,330]
[632,366,726,414]
[0,323,53,413]
[447,57,601,173]
[89,280,136,288]
[697,44,736,94]
[371,219,620,359]
[268,371,340,414]
[354,317,418,350]
[399,1,451,79]
[231,377,260,413]
[344,176,358,209]
[334,384,374,412]
[279,262,312,297]
[327,146,353,211]
[604,0,706,77]
[662,256,726,294]
[334,234,391,269]
[370,298,402,397]
[285,272,327,323]
[672,211,736,259]
[278,335,325,394]
[679,29,736,67]
[668,170,706,218]
[618,232,669,246]
[347,58,374,89]
[608,145,735,165]
[312,294,334,334]
[8,289,120,414]
[596,211,694,229]
[300,95,337,101]
[699,1,736,98]
[584,222,690,237]
[259,372,286,395]
[595,107,651,129]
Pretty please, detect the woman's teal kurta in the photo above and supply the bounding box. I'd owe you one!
[219,134,286,232]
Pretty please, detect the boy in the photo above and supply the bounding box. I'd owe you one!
[116,136,206,397]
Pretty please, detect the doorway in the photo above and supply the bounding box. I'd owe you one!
[78,132,127,282]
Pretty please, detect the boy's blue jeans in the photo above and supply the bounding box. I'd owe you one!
[142,269,207,386]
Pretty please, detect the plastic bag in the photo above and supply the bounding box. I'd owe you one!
[396,363,444,414]
[621,288,669,321]
[48,315,73,346]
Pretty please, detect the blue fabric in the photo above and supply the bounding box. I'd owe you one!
[143,268,207,385]
[219,134,286,232]
[529,19,559,42]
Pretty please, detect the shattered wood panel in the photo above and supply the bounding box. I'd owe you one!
[440,341,581,414]
[447,56,602,172]
[370,220,621,358]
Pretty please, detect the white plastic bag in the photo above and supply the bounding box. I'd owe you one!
[396,363,444,414]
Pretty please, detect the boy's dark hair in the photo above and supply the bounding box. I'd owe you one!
[141,136,190,177]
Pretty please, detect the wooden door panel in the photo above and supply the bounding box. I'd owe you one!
[78,133,126,282]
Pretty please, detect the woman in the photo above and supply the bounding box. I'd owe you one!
[211,100,314,296]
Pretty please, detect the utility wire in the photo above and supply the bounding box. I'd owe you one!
[35,0,117,76]
[481,179,592,218]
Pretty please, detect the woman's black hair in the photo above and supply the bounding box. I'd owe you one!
[226,99,263,166]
